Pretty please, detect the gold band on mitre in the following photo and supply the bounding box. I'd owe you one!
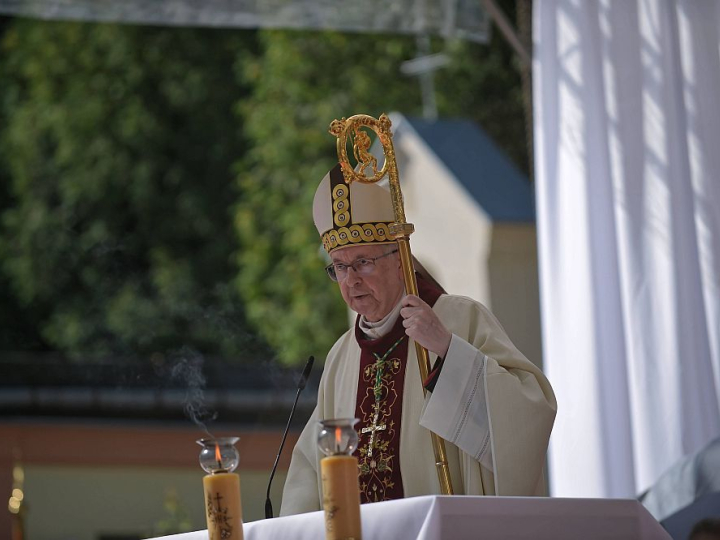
[313,164,396,254]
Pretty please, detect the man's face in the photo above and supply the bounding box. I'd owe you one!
[331,244,405,322]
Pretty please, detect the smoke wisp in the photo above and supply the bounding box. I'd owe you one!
[169,347,217,436]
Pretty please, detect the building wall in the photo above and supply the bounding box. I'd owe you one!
[21,464,286,540]
[0,421,294,540]
[377,122,543,371]
[488,224,543,370]
[394,129,493,306]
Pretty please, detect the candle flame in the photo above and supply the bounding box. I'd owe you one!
[335,426,342,449]
[215,443,222,467]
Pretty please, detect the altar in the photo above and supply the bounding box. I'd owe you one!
[148,495,671,540]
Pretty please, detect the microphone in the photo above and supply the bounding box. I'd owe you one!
[265,355,315,519]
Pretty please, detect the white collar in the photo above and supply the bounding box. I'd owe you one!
[358,299,403,340]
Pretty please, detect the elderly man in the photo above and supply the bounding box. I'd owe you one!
[280,165,556,515]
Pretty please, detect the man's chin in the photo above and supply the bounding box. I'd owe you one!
[351,298,377,318]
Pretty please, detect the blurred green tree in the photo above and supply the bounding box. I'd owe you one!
[0,2,525,365]
[235,31,422,365]
[0,20,270,360]
[235,9,527,364]
[0,17,49,353]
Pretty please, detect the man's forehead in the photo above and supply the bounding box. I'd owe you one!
[331,244,391,262]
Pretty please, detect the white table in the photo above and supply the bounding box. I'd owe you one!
[149,495,671,540]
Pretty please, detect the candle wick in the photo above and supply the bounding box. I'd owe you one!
[214,442,224,472]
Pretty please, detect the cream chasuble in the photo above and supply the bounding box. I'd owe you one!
[280,294,557,516]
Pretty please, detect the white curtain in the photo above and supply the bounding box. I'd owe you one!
[533,0,720,498]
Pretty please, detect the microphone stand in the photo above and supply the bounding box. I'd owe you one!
[265,355,315,519]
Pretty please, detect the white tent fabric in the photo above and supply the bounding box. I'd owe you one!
[0,0,489,43]
[533,0,720,498]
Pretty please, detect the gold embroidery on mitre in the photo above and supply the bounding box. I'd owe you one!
[332,184,350,227]
[321,163,394,253]
[322,222,392,252]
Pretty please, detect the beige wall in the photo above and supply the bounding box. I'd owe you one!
[379,114,543,370]
[488,224,543,370]
[0,422,296,540]
[396,127,493,306]
[21,464,286,540]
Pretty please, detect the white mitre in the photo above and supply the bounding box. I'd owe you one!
[312,163,396,254]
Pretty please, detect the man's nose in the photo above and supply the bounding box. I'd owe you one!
[345,265,362,286]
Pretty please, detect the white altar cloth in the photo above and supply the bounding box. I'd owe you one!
[148,495,670,540]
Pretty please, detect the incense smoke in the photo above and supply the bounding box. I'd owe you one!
[169,347,217,436]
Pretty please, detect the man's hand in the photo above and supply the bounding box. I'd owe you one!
[400,295,452,358]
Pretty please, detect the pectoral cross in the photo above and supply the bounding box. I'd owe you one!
[361,405,386,457]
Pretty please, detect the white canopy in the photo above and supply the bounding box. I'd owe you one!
[0,0,489,42]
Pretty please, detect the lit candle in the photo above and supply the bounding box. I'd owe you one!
[318,419,362,540]
[198,437,244,540]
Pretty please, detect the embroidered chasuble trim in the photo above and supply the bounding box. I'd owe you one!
[354,326,409,503]
[352,273,443,504]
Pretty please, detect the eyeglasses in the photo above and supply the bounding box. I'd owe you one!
[325,249,399,282]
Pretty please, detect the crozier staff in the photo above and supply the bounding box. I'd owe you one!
[279,161,557,515]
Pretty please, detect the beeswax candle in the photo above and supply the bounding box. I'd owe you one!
[198,437,244,540]
[203,471,243,540]
[321,454,362,540]
[317,419,362,540]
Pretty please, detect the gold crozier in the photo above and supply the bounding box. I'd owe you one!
[328,113,454,496]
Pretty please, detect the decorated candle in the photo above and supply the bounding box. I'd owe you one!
[198,437,244,540]
[318,419,362,540]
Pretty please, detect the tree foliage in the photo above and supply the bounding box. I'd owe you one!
[235,20,527,364]
[0,18,46,352]
[0,20,270,360]
[0,5,527,366]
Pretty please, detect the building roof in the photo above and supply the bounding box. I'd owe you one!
[398,114,535,222]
